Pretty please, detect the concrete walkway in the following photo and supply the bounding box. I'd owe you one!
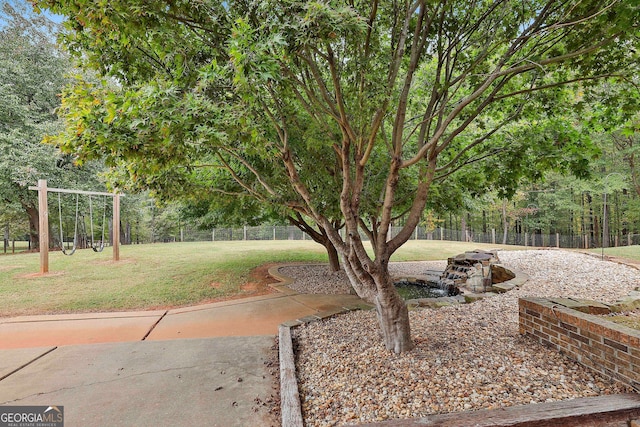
[0,277,367,427]
[0,292,365,350]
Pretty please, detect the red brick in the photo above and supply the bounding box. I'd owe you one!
[525,308,541,318]
[604,360,617,372]
[580,329,600,341]
[559,321,578,332]
[614,359,631,371]
[602,326,622,342]
[628,334,640,348]
[542,326,558,338]
[588,322,605,336]
[604,337,628,353]
[617,351,632,363]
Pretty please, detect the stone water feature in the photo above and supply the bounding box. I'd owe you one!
[394,249,516,301]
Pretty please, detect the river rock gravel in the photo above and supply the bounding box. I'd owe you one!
[288,250,640,426]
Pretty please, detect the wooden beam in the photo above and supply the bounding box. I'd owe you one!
[37,179,49,274]
[279,325,303,427]
[355,394,640,427]
[27,186,120,197]
[113,193,120,262]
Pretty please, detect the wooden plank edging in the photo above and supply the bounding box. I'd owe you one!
[279,325,304,427]
[350,394,640,426]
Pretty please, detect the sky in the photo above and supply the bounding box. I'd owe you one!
[1,0,64,26]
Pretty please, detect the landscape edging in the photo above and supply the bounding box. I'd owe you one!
[272,261,530,427]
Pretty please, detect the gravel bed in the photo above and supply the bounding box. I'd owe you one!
[279,261,448,295]
[289,250,640,426]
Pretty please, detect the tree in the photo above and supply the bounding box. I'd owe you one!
[44,0,639,352]
[0,1,105,248]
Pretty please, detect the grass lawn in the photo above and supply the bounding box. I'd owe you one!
[589,246,640,262]
[0,240,527,317]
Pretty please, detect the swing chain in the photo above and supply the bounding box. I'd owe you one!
[58,193,79,256]
[88,195,107,252]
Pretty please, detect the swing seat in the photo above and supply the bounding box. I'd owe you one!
[61,246,77,256]
[58,193,79,256]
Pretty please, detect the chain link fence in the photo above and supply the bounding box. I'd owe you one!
[169,225,640,250]
[5,224,640,254]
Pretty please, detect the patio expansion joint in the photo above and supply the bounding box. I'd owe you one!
[0,346,58,383]
[141,310,168,341]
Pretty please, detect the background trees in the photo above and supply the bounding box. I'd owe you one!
[0,1,106,247]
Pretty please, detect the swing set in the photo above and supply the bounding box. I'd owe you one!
[29,179,122,274]
[56,192,108,255]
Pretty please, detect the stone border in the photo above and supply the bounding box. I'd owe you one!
[267,263,327,295]
[402,265,529,308]
[278,325,303,427]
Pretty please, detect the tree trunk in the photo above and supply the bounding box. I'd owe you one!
[341,255,413,353]
[374,284,413,353]
[288,214,341,272]
[25,205,39,250]
[3,223,8,254]
[502,199,508,244]
[461,214,467,242]
[120,220,127,245]
[603,201,610,248]
[325,240,340,272]
[586,192,596,246]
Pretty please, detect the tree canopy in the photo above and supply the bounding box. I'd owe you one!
[0,1,108,245]
[42,0,640,352]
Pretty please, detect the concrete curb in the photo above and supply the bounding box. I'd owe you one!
[267,263,330,295]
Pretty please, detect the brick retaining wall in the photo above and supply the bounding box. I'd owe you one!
[519,297,640,391]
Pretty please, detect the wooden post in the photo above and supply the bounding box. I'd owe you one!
[524,232,528,247]
[629,233,633,246]
[492,229,496,245]
[113,193,120,261]
[37,179,49,274]
[556,233,560,248]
